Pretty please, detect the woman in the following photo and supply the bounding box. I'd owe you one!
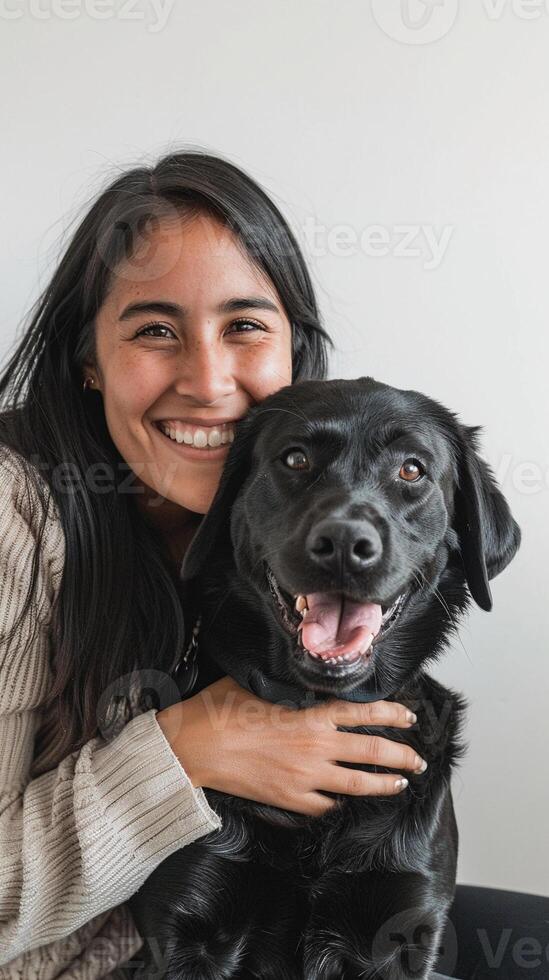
[0,151,545,979]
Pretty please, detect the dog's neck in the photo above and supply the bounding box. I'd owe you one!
[243,661,393,706]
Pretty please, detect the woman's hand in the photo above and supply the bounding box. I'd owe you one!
[156,676,426,817]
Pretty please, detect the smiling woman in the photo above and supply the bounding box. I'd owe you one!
[0,151,344,978]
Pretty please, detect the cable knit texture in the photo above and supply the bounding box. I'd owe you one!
[0,449,222,978]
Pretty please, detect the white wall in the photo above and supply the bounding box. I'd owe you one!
[1,0,547,896]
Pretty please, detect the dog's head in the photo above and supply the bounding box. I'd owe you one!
[181,377,520,697]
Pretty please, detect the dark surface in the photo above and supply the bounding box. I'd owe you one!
[435,884,549,979]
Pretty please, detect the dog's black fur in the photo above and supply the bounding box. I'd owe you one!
[128,377,520,980]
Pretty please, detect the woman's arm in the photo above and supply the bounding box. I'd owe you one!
[0,457,221,966]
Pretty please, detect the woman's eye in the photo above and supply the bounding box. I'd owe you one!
[135,322,175,339]
[398,458,426,482]
[228,318,264,334]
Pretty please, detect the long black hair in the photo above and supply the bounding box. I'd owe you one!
[0,150,334,757]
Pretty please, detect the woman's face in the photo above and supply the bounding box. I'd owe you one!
[86,211,293,532]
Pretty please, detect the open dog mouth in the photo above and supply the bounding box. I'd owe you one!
[264,562,409,677]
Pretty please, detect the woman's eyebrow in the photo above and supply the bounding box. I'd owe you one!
[118,296,280,321]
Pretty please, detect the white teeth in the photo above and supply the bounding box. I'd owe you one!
[306,652,357,666]
[295,595,308,613]
[304,644,370,667]
[158,422,235,448]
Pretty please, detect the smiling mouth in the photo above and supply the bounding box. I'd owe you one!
[264,562,409,678]
[152,420,234,451]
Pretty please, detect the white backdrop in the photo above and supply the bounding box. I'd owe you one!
[1,0,547,896]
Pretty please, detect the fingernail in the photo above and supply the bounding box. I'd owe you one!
[414,757,428,773]
[406,710,417,724]
[395,778,408,790]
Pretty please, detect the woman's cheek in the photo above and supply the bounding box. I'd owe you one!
[249,348,293,396]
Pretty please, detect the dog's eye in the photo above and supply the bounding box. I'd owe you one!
[399,458,425,482]
[283,449,310,471]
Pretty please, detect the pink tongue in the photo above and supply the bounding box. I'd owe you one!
[299,593,383,660]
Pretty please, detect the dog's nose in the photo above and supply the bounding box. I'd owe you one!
[306,519,382,573]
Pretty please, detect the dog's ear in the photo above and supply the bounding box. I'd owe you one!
[179,417,255,582]
[454,426,521,612]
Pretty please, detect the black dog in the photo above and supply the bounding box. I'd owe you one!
[129,377,520,980]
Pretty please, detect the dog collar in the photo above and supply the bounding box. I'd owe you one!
[175,614,392,705]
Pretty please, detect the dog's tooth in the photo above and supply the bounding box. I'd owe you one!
[341,649,362,664]
[295,595,308,613]
[360,633,375,654]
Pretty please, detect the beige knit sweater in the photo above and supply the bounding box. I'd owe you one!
[0,448,223,978]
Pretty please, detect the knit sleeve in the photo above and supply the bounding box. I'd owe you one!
[0,453,222,966]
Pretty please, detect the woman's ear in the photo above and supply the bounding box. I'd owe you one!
[454,426,521,612]
[179,417,255,582]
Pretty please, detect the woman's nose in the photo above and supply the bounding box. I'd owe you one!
[173,339,237,403]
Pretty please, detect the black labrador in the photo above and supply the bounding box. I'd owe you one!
[128,377,520,980]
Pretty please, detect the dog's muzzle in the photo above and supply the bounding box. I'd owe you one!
[264,562,409,678]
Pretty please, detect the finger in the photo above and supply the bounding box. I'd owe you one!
[300,792,340,817]
[319,765,410,798]
[332,732,427,773]
[322,698,417,729]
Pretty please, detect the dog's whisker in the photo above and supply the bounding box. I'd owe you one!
[199,592,231,632]
[305,470,326,493]
[253,405,313,428]
[409,565,473,666]
[411,567,456,632]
